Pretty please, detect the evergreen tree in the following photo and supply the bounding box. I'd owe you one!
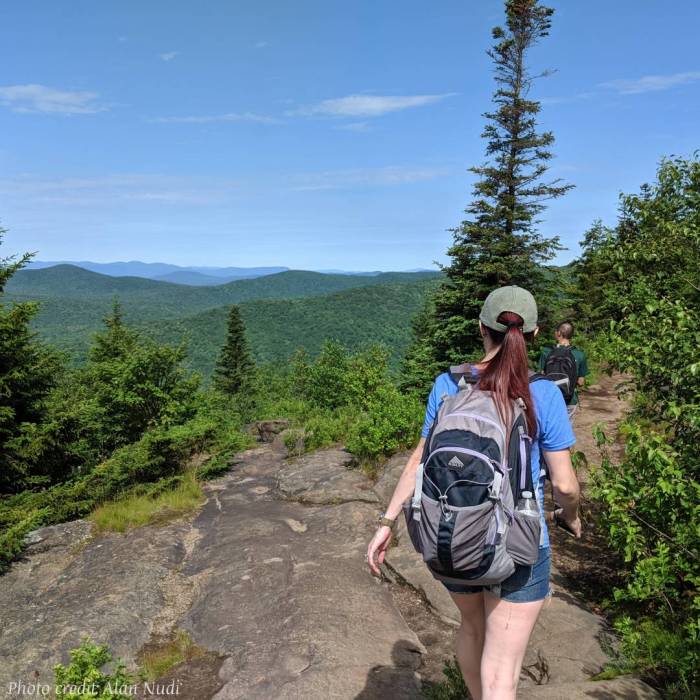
[90,297,137,363]
[82,302,200,454]
[571,219,617,335]
[400,297,442,395]
[214,305,255,397]
[405,0,572,379]
[0,225,61,492]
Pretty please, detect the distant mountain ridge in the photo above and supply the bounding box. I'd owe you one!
[6,263,442,372]
[26,260,436,285]
[8,264,441,315]
[26,260,290,283]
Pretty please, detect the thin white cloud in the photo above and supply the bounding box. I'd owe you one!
[255,41,269,49]
[600,71,700,95]
[150,112,280,125]
[289,165,449,191]
[539,91,595,106]
[336,121,371,132]
[0,84,104,115]
[0,174,238,206]
[159,51,178,62]
[291,93,457,118]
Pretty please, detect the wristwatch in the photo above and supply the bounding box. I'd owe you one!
[378,512,396,529]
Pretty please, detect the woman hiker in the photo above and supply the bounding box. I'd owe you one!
[366,286,582,700]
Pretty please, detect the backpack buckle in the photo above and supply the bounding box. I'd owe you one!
[411,463,424,521]
[439,495,452,521]
[489,471,503,500]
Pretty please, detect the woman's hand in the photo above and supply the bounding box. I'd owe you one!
[551,507,582,538]
[366,525,393,575]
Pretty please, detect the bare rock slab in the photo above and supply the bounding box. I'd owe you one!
[518,676,661,699]
[372,450,410,506]
[1,444,425,700]
[384,518,460,627]
[277,447,379,505]
[179,448,424,699]
[0,517,192,688]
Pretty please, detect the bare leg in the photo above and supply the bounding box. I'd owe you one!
[448,591,485,700]
[480,592,545,700]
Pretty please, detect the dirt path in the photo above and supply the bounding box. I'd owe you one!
[569,372,630,478]
[546,372,630,609]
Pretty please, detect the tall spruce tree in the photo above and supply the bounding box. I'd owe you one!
[403,0,572,390]
[214,305,255,397]
[0,225,60,492]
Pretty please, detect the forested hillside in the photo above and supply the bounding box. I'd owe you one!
[5,266,441,371]
[148,278,440,375]
[7,264,439,312]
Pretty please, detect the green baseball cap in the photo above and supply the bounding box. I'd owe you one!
[479,285,538,333]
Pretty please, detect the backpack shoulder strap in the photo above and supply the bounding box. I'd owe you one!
[449,362,478,390]
[528,370,547,384]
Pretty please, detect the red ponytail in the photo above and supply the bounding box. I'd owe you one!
[478,311,537,436]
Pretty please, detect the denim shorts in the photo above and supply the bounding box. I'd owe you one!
[442,546,552,602]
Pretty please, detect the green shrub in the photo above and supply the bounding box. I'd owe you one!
[421,657,468,700]
[0,410,245,572]
[53,637,134,698]
[600,617,697,698]
[581,156,700,694]
[346,385,423,462]
[283,428,306,457]
[302,340,352,409]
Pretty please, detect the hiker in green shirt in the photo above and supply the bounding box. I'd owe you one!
[538,322,589,417]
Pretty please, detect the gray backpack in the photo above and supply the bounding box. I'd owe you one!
[402,363,542,586]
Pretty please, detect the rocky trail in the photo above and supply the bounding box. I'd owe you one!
[0,375,659,699]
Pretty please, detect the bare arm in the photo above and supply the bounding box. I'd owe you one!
[383,437,425,520]
[366,437,425,574]
[543,448,581,535]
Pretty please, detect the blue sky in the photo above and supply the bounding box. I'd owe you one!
[1,0,698,270]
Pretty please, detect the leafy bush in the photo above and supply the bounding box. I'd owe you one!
[0,411,241,572]
[53,637,133,699]
[252,341,423,462]
[300,339,352,409]
[346,385,423,462]
[601,617,697,696]
[581,156,700,694]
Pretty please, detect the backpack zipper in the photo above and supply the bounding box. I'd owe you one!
[425,446,501,472]
[437,411,506,440]
[422,471,495,522]
[517,425,533,491]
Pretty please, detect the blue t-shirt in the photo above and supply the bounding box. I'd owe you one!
[420,368,576,548]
